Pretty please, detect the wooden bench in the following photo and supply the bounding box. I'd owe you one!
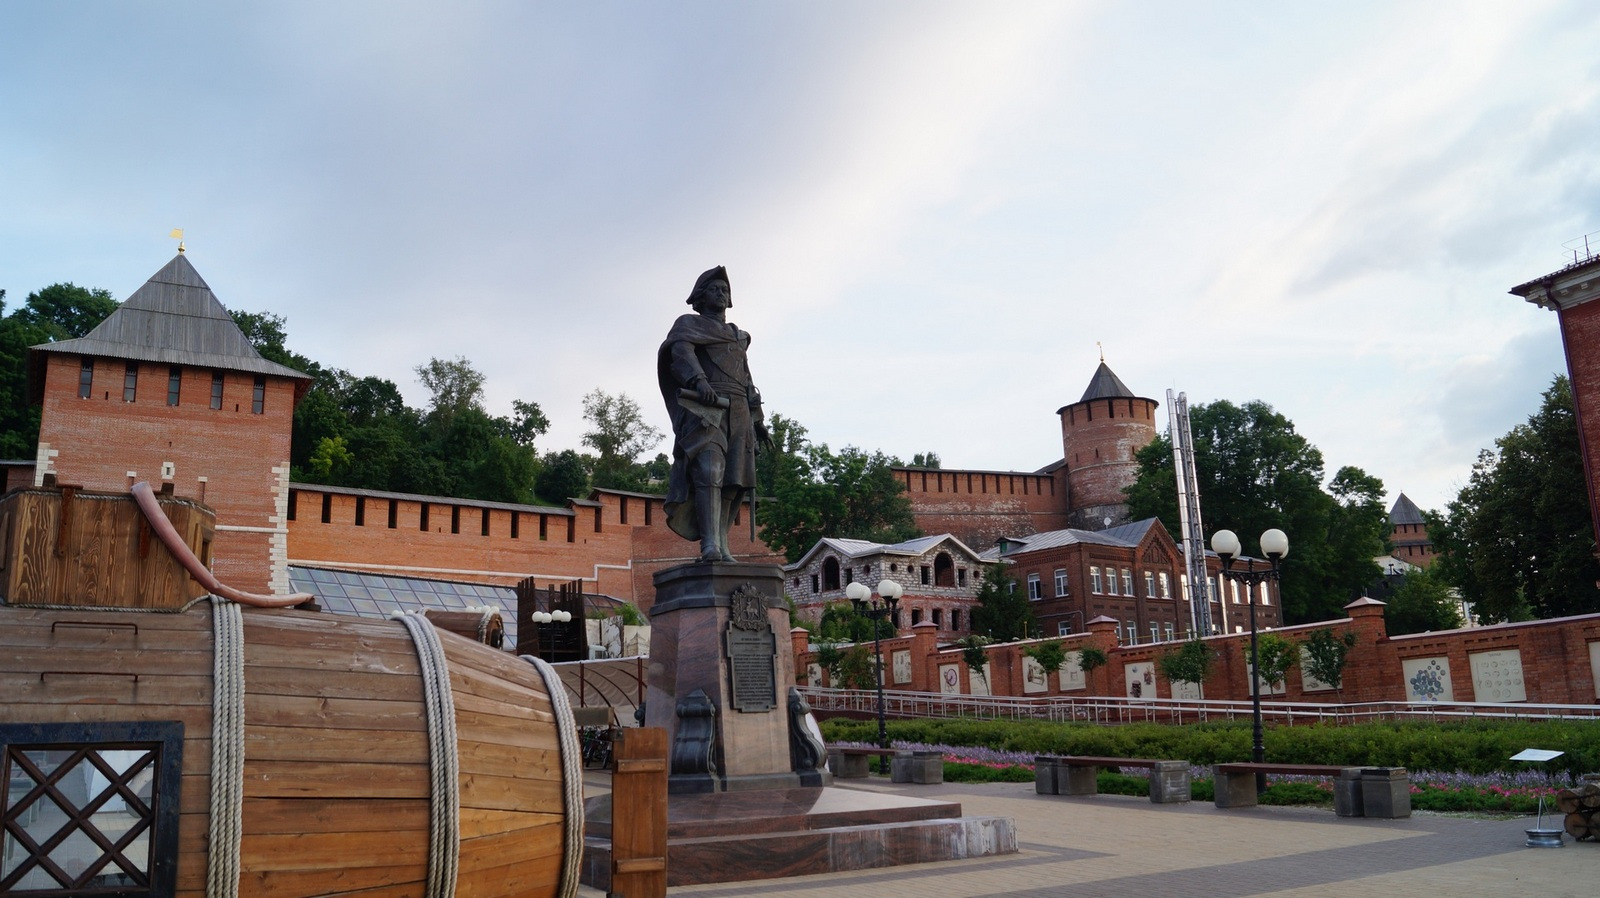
[1212,763,1410,817]
[827,747,897,778]
[1036,755,1191,803]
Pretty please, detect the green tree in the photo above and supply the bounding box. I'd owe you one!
[968,564,1036,642]
[1431,376,1600,622]
[1157,638,1215,689]
[1382,568,1463,635]
[1024,640,1067,677]
[1300,628,1358,698]
[1248,632,1298,691]
[581,389,665,491]
[1126,399,1386,624]
[501,398,550,450]
[0,284,119,457]
[910,451,941,469]
[1077,646,1108,674]
[15,283,118,341]
[816,602,893,642]
[416,356,486,422]
[229,309,314,371]
[756,415,919,562]
[955,635,991,679]
[0,295,48,457]
[536,449,591,503]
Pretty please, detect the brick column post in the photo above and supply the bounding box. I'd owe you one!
[911,620,939,692]
[1341,598,1389,702]
[1086,615,1121,696]
[790,627,811,684]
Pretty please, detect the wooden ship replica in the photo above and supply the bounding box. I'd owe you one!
[0,481,585,898]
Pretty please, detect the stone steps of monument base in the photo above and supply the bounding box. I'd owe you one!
[580,814,1017,889]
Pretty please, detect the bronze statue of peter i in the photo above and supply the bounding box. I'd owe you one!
[657,266,770,563]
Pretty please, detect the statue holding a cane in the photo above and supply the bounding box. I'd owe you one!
[658,266,772,563]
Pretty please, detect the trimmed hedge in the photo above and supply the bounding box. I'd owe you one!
[820,717,1600,778]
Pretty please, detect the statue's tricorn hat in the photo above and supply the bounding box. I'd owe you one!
[687,266,730,307]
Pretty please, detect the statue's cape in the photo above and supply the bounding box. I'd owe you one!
[657,314,751,540]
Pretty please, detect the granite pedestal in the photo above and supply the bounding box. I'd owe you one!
[592,560,1017,887]
[645,562,826,792]
[582,785,1017,888]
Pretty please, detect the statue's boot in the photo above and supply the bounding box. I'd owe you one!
[695,485,723,563]
[717,493,740,562]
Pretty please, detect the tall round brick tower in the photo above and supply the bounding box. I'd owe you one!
[1057,362,1158,530]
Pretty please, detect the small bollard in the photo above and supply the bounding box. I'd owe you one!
[1035,756,1061,795]
[1360,767,1411,819]
[1333,767,1365,817]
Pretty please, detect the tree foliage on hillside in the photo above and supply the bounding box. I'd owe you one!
[969,563,1036,642]
[1382,567,1463,635]
[581,390,664,492]
[754,413,919,563]
[0,284,121,457]
[1125,399,1387,625]
[1431,375,1600,622]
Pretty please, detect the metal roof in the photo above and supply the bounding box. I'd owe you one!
[1078,362,1136,402]
[1388,493,1426,526]
[31,254,311,383]
[983,517,1165,560]
[785,533,984,571]
[288,564,625,652]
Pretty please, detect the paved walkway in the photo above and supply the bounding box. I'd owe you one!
[578,773,1593,897]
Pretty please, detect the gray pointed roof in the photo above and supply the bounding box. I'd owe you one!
[1079,362,1135,402]
[31,254,311,385]
[1389,493,1425,526]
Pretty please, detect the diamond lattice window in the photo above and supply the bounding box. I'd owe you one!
[1,722,181,898]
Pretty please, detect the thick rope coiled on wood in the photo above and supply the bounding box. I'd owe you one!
[206,597,245,898]
[523,655,585,898]
[397,612,461,898]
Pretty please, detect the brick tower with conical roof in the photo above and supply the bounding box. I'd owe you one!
[1057,362,1159,530]
[28,253,311,594]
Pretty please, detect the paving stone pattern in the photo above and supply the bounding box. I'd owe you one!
[579,772,1594,897]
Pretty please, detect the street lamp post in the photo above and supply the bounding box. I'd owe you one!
[1209,528,1288,792]
[528,608,573,659]
[846,578,904,760]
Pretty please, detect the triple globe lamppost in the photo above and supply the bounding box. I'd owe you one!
[1209,527,1289,788]
[844,578,904,753]
[527,608,574,659]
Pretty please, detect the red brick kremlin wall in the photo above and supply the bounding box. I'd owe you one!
[897,468,1069,550]
[286,484,783,611]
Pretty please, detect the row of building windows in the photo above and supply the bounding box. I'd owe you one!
[80,358,265,413]
[288,491,576,542]
[1027,566,1175,601]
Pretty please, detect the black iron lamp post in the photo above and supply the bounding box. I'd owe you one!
[846,578,904,755]
[1209,528,1289,790]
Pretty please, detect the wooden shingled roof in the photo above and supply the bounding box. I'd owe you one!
[30,254,312,401]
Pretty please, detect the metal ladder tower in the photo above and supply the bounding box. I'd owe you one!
[1168,390,1214,636]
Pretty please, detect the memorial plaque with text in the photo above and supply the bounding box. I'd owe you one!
[725,586,777,712]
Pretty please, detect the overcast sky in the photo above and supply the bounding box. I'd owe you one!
[3,1,1597,517]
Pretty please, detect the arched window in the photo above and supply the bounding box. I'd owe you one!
[823,557,841,591]
[933,552,955,587]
